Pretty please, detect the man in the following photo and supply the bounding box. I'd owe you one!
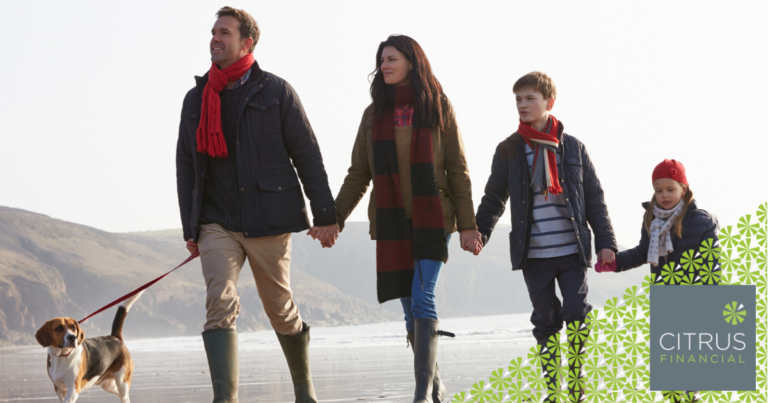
[176,7,336,403]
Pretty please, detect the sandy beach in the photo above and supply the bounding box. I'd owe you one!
[0,314,534,402]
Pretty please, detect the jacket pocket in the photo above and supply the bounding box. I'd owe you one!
[565,156,583,183]
[256,174,305,230]
[247,97,279,111]
[246,97,281,136]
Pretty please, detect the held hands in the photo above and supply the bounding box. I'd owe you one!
[460,229,483,256]
[307,224,340,248]
[595,248,617,273]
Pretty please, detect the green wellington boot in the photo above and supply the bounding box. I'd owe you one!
[413,319,440,403]
[202,328,239,403]
[275,322,318,403]
[408,331,446,403]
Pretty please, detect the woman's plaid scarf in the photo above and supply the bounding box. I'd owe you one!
[372,85,447,303]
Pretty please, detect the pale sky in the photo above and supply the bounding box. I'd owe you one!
[1,1,766,248]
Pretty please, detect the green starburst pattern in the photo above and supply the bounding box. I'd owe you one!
[719,225,741,248]
[488,368,511,391]
[661,262,684,284]
[738,238,760,261]
[450,204,767,403]
[699,261,722,285]
[736,263,760,285]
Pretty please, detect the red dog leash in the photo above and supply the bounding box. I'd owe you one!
[79,242,200,324]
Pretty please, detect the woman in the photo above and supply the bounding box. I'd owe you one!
[321,35,479,403]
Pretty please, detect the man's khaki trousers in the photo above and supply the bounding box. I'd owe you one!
[198,223,303,335]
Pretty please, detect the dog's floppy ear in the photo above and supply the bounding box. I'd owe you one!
[75,320,85,345]
[35,321,53,347]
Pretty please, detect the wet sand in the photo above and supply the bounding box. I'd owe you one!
[0,340,531,402]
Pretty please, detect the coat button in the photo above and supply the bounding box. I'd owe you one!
[519,240,522,243]
[259,84,263,87]
[245,232,248,236]
[566,198,569,201]
[576,235,580,239]
[522,200,526,204]
[571,217,575,221]
[278,186,282,190]
[520,220,524,224]
[323,208,326,211]
[266,77,270,80]
[241,188,245,191]
[245,98,249,101]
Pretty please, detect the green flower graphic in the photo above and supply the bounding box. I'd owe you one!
[719,225,741,248]
[680,250,703,271]
[661,262,683,284]
[526,344,548,368]
[566,320,588,344]
[719,249,741,272]
[699,261,722,285]
[756,227,767,248]
[622,357,645,381]
[736,263,760,285]
[604,297,626,321]
[506,357,527,380]
[450,203,768,403]
[738,238,760,261]
[585,309,608,332]
[526,366,547,391]
[738,214,760,237]
[723,301,746,325]
[488,368,511,391]
[469,380,492,401]
[699,237,721,261]
[506,380,529,402]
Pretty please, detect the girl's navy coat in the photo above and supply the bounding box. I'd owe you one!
[615,199,719,274]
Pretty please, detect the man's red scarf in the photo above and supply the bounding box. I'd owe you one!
[372,85,447,303]
[196,53,255,158]
[518,115,563,196]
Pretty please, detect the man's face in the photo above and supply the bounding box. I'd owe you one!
[210,16,249,69]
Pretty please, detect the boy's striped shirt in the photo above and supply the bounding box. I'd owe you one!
[525,144,579,258]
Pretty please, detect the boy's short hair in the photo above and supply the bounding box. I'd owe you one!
[513,71,557,100]
[216,6,260,53]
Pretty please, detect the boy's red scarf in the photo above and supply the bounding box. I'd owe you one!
[196,53,255,158]
[518,115,563,196]
[372,85,447,304]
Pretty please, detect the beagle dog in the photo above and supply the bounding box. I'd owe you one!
[35,291,143,403]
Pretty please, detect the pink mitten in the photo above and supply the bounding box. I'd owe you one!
[595,257,617,273]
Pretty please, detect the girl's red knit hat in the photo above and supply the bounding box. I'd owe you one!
[652,159,688,186]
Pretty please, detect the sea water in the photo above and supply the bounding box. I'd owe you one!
[110,312,533,353]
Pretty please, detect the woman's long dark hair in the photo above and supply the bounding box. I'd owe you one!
[370,35,450,132]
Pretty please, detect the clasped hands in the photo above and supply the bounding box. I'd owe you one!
[594,249,616,272]
[307,224,340,248]
[460,229,483,256]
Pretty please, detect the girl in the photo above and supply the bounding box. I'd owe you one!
[597,158,720,279]
[321,35,479,403]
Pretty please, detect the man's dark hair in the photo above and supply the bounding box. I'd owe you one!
[216,6,259,53]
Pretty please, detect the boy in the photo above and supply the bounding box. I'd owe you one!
[472,72,617,402]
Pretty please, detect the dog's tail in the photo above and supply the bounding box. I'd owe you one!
[111,290,144,340]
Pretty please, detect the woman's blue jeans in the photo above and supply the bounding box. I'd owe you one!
[400,234,451,332]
